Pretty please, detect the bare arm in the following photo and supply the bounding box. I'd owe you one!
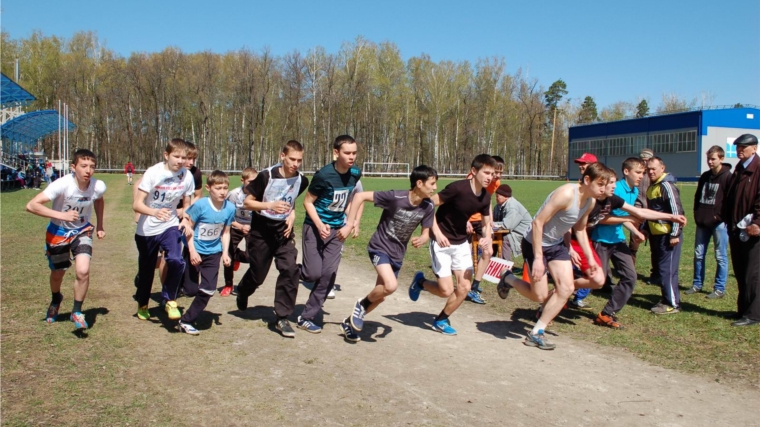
[221,226,231,267]
[94,198,105,239]
[243,193,289,213]
[620,203,687,226]
[339,191,374,239]
[304,191,330,239]
[26,192,78,222]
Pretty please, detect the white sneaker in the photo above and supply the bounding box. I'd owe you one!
[177,321,199,335]
[327,288,336,299]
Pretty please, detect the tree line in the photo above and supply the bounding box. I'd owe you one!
[1,31,713,175]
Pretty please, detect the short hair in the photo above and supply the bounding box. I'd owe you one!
[648,156,665,168]
[471,154,497,171]
[185,140,199,159]
[165,138,187,155]
[409,165,438,189]
[72,149,97,166]
[622,157,645,174]
[333,135,356,151]
[706,145,725,158]
[241,167,258,180]
[582,162,611,183]
[206,170,229,186]
[491,155,505,167]
[283,139,304,154]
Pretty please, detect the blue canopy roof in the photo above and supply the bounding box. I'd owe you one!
[1,73,36,108]
[1,110,76,146]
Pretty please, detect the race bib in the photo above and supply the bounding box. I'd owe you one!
[327,189,349,212]
[197,223,224,241]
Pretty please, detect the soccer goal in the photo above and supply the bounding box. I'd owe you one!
[362,162,410,178]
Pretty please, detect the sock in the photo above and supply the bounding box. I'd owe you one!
[532,320,547,335]
[72,300,83,313]
[472,280,481,292]
[51,292,63,305]
[435,310,450,322]
[360,297,372,310]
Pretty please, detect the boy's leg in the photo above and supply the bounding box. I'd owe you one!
[181,253,221,324]
[299,223,323,284]
[272,237,300,319]
[420,241,455,297]
[536,259,575,327]
[134,235,161,307]
[180,248,201,298]
[364,263,399,315]
[300,230,342,322]
[712,223,729,295]
[691,225,710,291]
[600,243,637,316]
[237,229,275,300]
[157,227,186,301]
[223,228,245,287]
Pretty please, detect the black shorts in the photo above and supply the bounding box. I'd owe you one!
[368,250,402,278]
[521,239,571,276]
[46,230,93,270]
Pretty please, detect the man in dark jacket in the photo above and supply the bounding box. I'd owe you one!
[645,157,685,314]
[630,148,654,266]
[722,134,760,327]
[687,145,731,299]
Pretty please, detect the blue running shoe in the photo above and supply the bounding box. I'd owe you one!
[341,318,361,343]
[466,290,486,304]
[432,318,457,336]
[409,271,425,302]
[70,312,89,330]
[297,316,322,334]
[524,330,556,350]
[350,299,366,331]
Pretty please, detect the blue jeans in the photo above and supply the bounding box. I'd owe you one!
[692,223,728,293]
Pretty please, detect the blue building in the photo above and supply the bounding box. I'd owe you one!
[568,106,760,182]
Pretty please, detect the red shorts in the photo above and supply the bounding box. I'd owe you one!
[570,239,601,275]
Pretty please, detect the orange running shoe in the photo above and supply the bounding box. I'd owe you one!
[594,312,624,329]
[220,286,233,297]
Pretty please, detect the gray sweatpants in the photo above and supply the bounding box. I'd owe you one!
[594,241,638,316]
[300,223,344,322]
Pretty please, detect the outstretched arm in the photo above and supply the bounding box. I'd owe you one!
[338,191,374,241]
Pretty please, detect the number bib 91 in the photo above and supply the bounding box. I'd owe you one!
[197,223,224,241]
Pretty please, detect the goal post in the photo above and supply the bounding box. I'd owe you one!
[361,162,410,178]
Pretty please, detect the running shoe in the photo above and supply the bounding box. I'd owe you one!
[409,271,425,302]
[46,300,62,323]
[594,312,624,329]
[327,288,336,299]
[341,318,361,343]
[651,304,680,315]
[706,290,725,300]
[137,304,150,320]
[70,312,88,329]
[466,290,486,304]
[524,330,556,350]
[297,316,322,334]
[568,298,592,310]
[276,318,296,338]
[164,300,181,320]
[220,286,233,297]
[432,318,457,336]
[236,294,248,311]
[177,321,200,335]
[684,286,701,295]
[233,260,241,272]
[350,299,366,331]
[497,271,514,299]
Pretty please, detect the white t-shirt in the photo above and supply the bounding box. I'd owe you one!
[136,162,195,236]
[43,173,107,231]
[227,186,252,225]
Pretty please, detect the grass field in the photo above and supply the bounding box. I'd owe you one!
[1,173,758,425]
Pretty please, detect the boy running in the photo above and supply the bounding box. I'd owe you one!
[26,149,106,330]
[339,165,437,342]
[409,154,497,336]
[124,161,135,185]
[298,135,361,333]
[133,138,195,321]
[236,140,309,338]
[176,171,236,335]
[221,167,258,297]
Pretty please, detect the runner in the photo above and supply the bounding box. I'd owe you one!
[409,154,496,336]
[338,165,437,342]
[124,161,134,185]
[221,167,258,297]
[25,149,106,331]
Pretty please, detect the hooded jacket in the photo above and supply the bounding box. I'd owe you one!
[646,173,684,237]
[694,163,732,228]
[722,153,760,234]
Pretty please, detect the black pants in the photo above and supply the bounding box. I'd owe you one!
[650,234,682,308]
[595,241,638,315]
[223,228,250,286]
[180,252,221,324]
[729,233,760,321]
[237,223,299,318]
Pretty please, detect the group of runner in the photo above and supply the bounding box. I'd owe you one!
[28,136,694,350]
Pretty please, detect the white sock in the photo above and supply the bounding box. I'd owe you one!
[532,320,547,335]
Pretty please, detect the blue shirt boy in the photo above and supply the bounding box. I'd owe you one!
[592,180,638,244]
[185,198,236,254]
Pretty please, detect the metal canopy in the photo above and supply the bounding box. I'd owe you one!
[1,73,36,108]
[1,110,76,146]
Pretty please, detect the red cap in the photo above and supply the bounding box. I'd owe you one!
[574,153,598,164]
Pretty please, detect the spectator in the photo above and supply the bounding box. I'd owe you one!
[492,184,532,262]
[630,148,654,265]
[722,134,760,327]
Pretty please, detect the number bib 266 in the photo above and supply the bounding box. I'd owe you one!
[197,223,224,241]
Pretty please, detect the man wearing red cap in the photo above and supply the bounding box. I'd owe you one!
[574,153,598,180]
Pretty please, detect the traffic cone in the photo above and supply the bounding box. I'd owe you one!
[522,261,531,282]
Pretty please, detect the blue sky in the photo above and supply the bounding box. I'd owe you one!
[2,0,759,109]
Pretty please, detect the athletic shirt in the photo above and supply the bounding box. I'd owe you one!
[593,180,637,244]
[136,162,195,237]
[367,190,435,263]
[176,165,203,210]
[246,165,309,233]
[525,184,593,247]
[435,179,492,245]
[185,198,236,255]
[43,174,107,246]
[305,163,362,228]
[226,186,253,225]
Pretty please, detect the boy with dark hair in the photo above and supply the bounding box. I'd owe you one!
[26,149,106,330]
[338,165,437,342]
[410,154,496,335]
[176,171,236,334]
[132,138,195,321]
[183,141,204,204]
[687,145,731,299]
[221,167,258,297]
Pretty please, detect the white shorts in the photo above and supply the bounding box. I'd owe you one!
[429,240,473,278]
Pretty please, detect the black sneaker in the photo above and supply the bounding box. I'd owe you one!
[497,270,514,299]
[276,318,295,338]
[236,295,248,311]
[341,318,361,343]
